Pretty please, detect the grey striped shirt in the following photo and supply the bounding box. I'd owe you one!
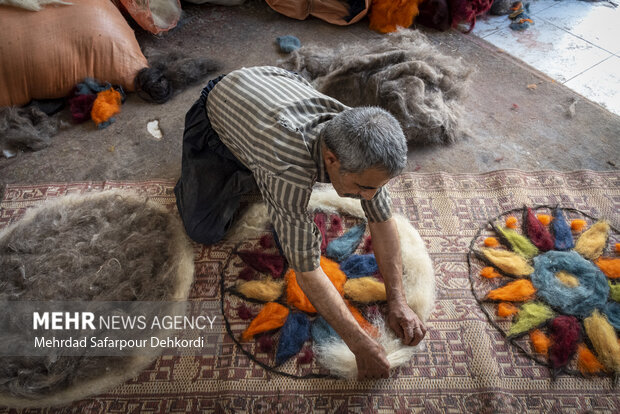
[207,66,392,272]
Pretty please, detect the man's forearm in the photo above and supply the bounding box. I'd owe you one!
[296,267,371,352]
[368,217,406,305]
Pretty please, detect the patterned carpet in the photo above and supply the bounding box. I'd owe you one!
[0,170,619,413]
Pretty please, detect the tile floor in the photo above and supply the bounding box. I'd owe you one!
[472,0,620,116]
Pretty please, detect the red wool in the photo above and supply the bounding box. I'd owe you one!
[239,267,257,281]
[525,208,554,251]
[259,234,274,249]
[549,315,581,369]
[449,0,493,33]
[238,251,285,278]
[237,303,255,320]
[363,235,373,254]
[314,212,328,254]
[297,347,314,364]
[257,335,274,353]
[69,94,97,123]
[327,215,343,239]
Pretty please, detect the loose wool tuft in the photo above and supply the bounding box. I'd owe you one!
[531,251,609,318]
[278,30,471,145]
[346,301,378,337]
[508,302,555,337]
[368,0,424,33]
[484,237,500,247]
[529,329,551,356]
[449,0,493,33]
[505,216,518,229]
[575,221,610,260]
[486,279,537,302]
[548,315,581,369]
[275,313,311,365]
[242,302,289,341]
[326,223,365,262]
[69,94,97,124]
[238,251,285,278]
[497,302,519,317]
[90,89,121,128]
[0,106,63,157]
[495,225,539,258]
[524,208,554,252]
[595,257,620,279]
[311,316,340,343]
[603,302,620,331]
[536,214,552,226]
[236,279,284,302]
[344,277,387,303]
[570,219,587,232]
[583,310,620,373]
[552,207,574,250]
[339,254,379,279]
[481,248,534,276]
[577,344,604,375]
[481,266,502,279]
[285,256,347,313]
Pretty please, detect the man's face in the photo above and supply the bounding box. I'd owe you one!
[323,147,391,201]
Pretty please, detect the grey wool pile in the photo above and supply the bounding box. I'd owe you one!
[0,106,65,158]
[0,190,194,408]
[279,29,471,145]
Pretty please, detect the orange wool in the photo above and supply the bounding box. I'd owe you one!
[615,243,620,254]
[285,256,347,313]
[91,88,122,125]
[480,266,502,279]
[486,279,537,302]
[241,302,289,341]
[484,237,500,247]
[536,214,552,226]
[577,344,605,375]
[505,216,518,229]
[346,300,379,338]
[368,0,424,33]
[497,302,519,317]
[529,329,551,356]
[596,257,620,279]
[571,219,587,232]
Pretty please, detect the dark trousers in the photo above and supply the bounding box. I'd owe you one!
[174,76,258,245]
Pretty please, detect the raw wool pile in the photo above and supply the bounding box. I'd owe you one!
[225,187,436,378]
[278,29,471,145]
[0,106,66,158]
[135,49,220,104]
[0,0,70,11]
[0,190,194,408]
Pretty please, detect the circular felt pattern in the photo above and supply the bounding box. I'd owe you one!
[221,188,435,379]
[0,190,194,408]
[468,205,620,378]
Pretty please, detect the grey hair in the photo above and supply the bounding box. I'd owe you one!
[321,106,407,177]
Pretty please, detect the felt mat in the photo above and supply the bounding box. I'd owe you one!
[0,171,619,413]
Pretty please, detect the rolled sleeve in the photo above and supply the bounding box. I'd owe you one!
[361,186,392,223]
[258,173,321,273]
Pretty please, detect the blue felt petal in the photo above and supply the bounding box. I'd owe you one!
[326,223,365,262]
[339,254,379,279]
[275,312,310,365]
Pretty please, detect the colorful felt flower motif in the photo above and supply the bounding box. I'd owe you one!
[473,206,620,377]
[231,213,387,368]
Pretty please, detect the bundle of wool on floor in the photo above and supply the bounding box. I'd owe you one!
[0,106,65,158]
[0,190,194,408]
[278,29,471,145]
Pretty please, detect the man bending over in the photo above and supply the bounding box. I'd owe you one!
[175,66,426,379]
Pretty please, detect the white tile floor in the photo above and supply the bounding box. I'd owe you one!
[473,0,620,116]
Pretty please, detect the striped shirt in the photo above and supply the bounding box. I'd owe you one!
[207,66,392,272]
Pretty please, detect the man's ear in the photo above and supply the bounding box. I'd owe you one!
[323,146,340,169]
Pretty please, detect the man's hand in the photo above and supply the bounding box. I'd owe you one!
[387,300,427,346]
[352,337,390,380]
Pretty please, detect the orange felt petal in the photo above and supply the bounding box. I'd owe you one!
[529,329,551,356]
[484,237,500,247]
[346,300,378,338]
[486,279,537,302]
[497,302,519,317]
[241,302,289,341]
[505,216,518,229]
[285,256,347,313]
[577,344,605,375]
[595,257,620,279]
[481,266,502,279]
[536,214,552,226]
[570,219,587,232]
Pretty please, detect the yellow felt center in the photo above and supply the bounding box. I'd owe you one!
[556,270,579,287]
